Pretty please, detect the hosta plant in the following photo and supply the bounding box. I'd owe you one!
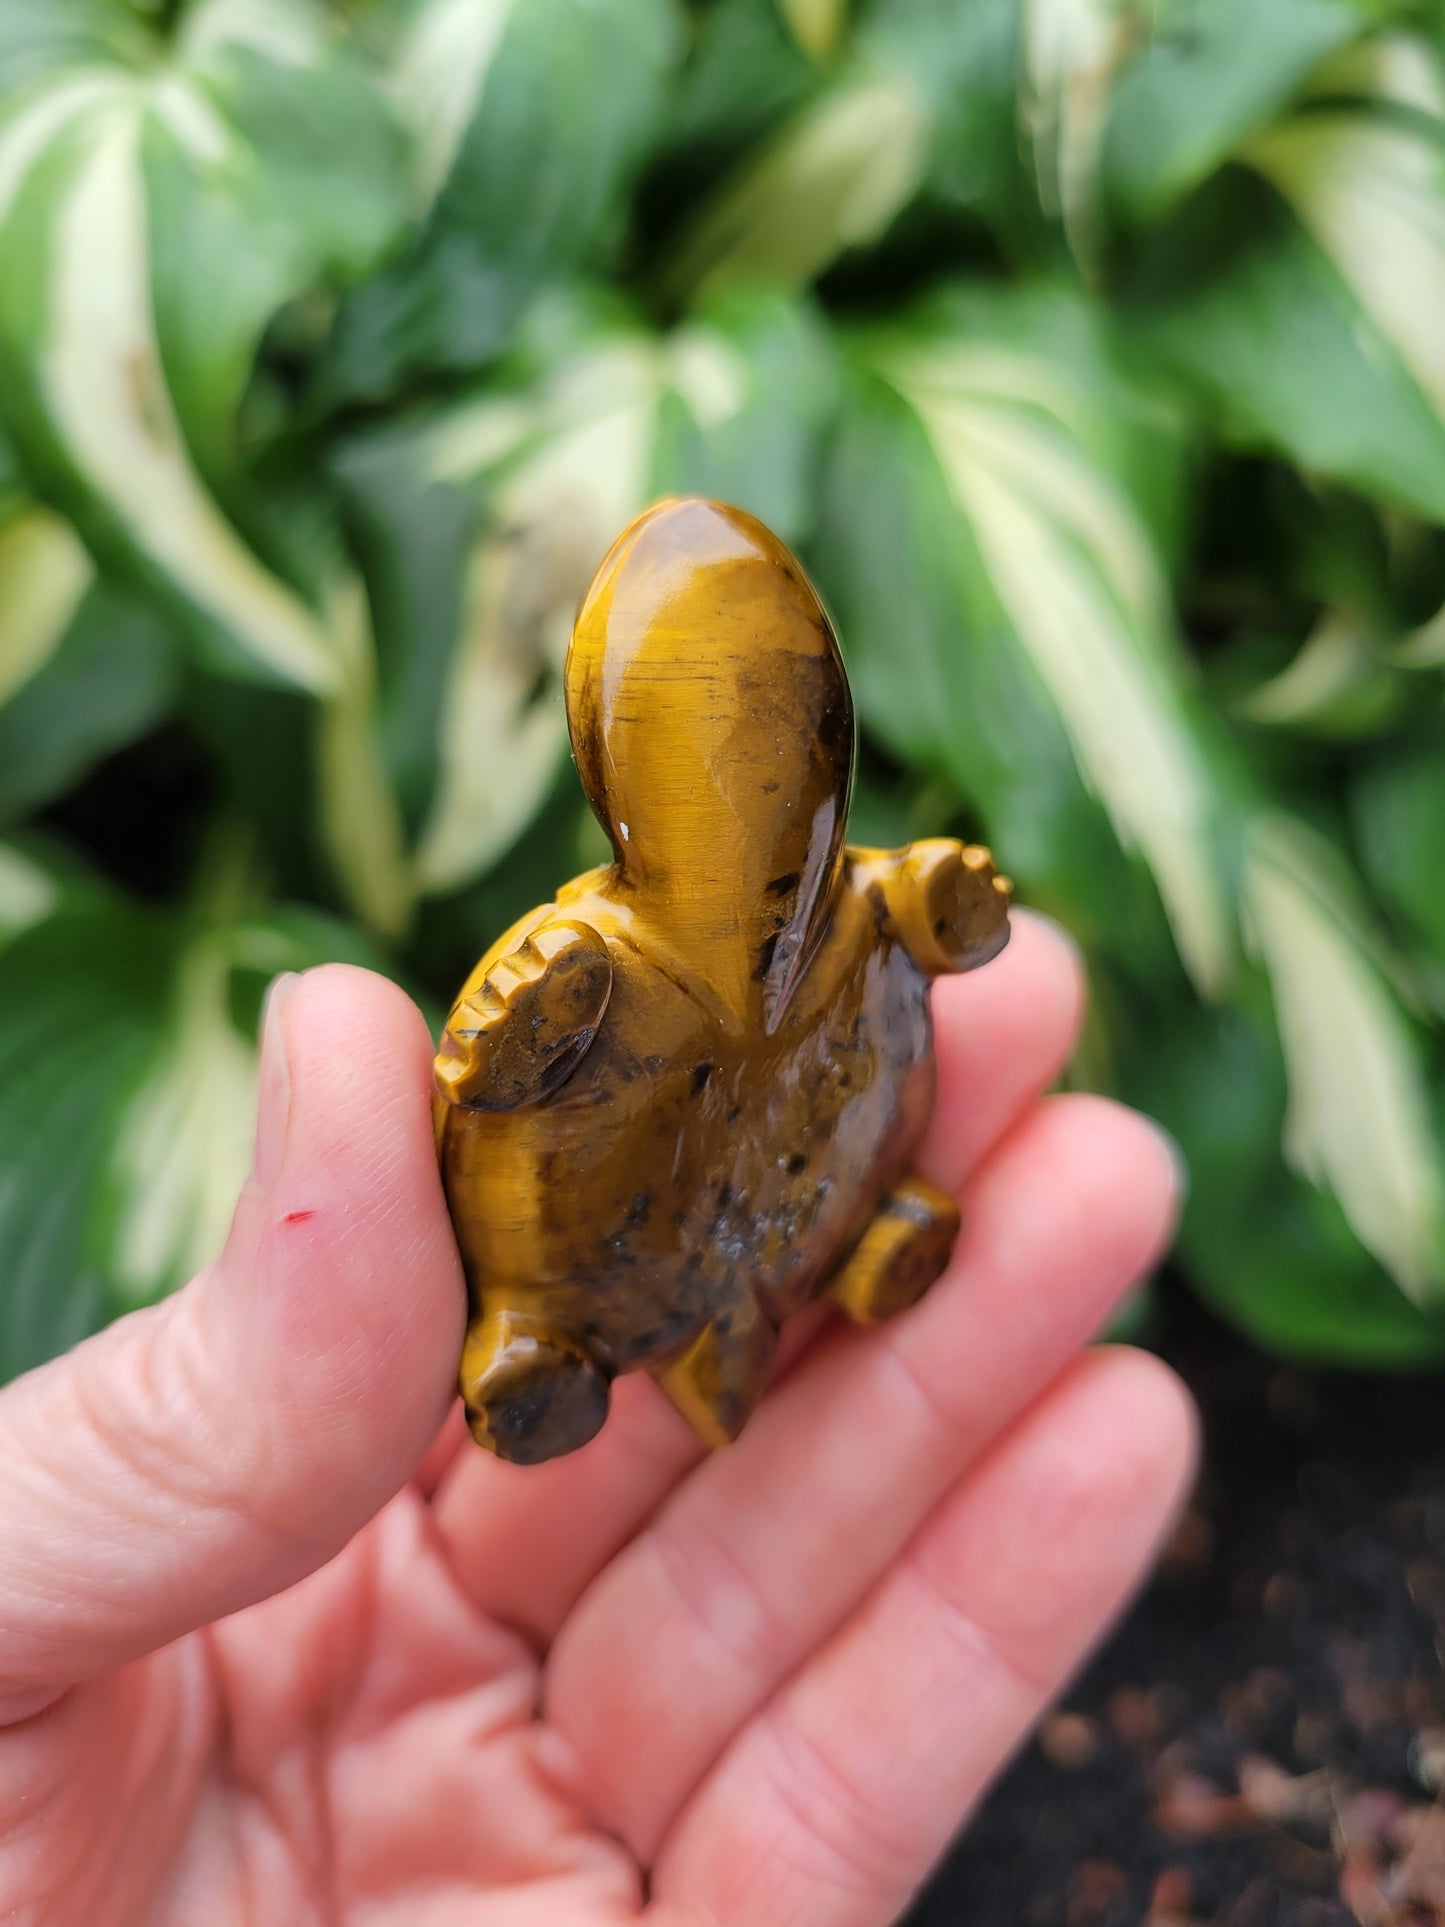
[0,0,1442,1380]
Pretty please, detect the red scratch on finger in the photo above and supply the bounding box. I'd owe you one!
[284,1209,316,1225]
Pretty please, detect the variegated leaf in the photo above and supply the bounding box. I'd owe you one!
[777,0,849,63]
[109,928,260,1306]
[0,505,93,711]
[414,338,659,894]
[1243,813,1445,1306]
[314,582,415,941]
[1022,0,1133,261]
[0,875,392,1378]
[1240,94,1445,432]
[667,72,928,301]
[873,328,1233,993]
[390,0,516,209]
[0,840,60,945]
[403,299,835,895]
[1120,28,1445,518]
[0,46,367,693]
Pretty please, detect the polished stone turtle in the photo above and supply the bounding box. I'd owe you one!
[434,497,1012,1465]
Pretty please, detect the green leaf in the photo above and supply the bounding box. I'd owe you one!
[777,0,848,64]
[649,293,839,543]
[0,503,93,709]
[0,0,409,698]
[665,69,929,303]
[1127,169,1445,523]
[322,0,681,396]
[842,284,1236,994]
[0,16,420,936]
[1020,0,1141,263]
[311,583,414,941]
[1353,729,1445,974]
[329,415,482,833]
[651,0,822,196]
[334,296,838,899]
[817,363,1145,963]
[0,0,153,95]
[1103,0,1369,222]
[1232,610,1409,738]
[1240,99,1445,423]
[1397,596,1445,669]
[0,579,181,823]
[862,0,1031,242]
[388,0,517,211]
[0,885,391,1383]
[0,42,379,694]
[1121,989,1445,1363]
[1243,811,1445,1307]
[0,837,63,947]
[367,335,657,899]
[0,422,22,518]
[148,0,411,488]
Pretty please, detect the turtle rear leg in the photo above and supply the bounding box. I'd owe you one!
[652,1290,778,1449]
[461,1301,611,1465]
[829,1176,960,1324]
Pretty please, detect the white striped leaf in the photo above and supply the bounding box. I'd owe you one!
[0,17,402,695]
[1239,85,1445,432]
[667,72,929,301]
[0,8,418,933]
[1101,0,1369,220]
[1136,29,1445,517]
[1234,611,1404,738]
[777,0,849,63]
[0,883,391,1378]
[1244,813,1445,1306]
[390,0,515,209]
[314,581,415,941]
[368,299,835,897]
[0,505,92,711]
[324,0,679,398]
[0,840,60,945]
[108,927,260,1306]
[872,321,1233,993]
[1022,0,1133,261]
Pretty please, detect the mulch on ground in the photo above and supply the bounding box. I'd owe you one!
[909,1298,1445,1927]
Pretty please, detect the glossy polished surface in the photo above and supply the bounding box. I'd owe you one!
[435,498,1012,1464]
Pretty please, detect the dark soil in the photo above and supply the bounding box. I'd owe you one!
[909,1294,1445,1927]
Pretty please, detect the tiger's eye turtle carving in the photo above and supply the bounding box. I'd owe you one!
[434,497,1012,1465]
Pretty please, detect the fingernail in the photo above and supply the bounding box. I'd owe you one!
[1144,1115,1191,1208]
[253,972,300,1188]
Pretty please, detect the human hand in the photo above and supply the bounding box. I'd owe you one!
[0,912,1193,1926]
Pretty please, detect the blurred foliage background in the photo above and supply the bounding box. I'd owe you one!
[0,0,1443,1382]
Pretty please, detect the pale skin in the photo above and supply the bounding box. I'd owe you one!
[0,911,1194,1926]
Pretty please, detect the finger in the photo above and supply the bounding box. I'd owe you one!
[429,1310,827,1649]
[654,1347,1197,1927]
[917,908,1085,1192]
[412,1398,470,1501]
[546,1096,1182,1858]
[429,911,1084,1644]
[0,966,464,1719]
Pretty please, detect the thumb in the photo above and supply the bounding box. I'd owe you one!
[0,964,464,1720]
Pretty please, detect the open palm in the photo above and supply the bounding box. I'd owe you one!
[0,914,1191,1926]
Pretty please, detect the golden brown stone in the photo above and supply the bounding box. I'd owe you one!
[434,497,1012,1464]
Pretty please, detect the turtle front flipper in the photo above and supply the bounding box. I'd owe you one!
[434,917,613,1111]
[855,839,1012,977]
